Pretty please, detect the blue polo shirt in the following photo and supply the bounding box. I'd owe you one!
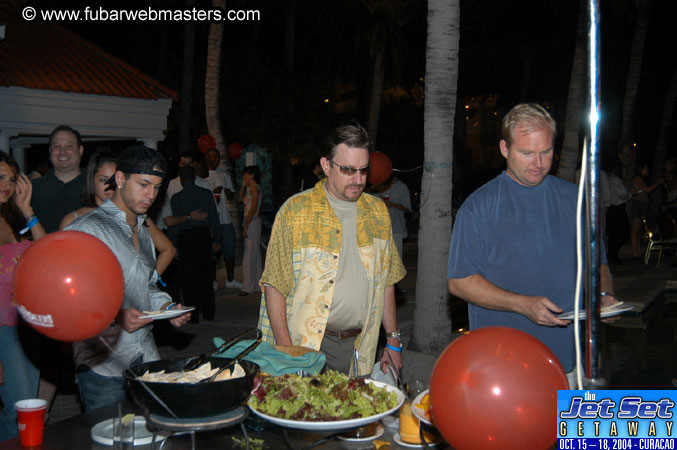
[448,172,605,371]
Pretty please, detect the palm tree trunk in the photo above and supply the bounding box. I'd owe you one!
[205,0,242,258]
[620,0,650,187]
[556,2,587,182]
[178,17,195,155]
[650,65,677,184]
[205,0,227,170]
[409,0,458,354]
[367,45,385,148]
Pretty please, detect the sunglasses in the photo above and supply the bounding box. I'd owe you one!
[328,160,371,176]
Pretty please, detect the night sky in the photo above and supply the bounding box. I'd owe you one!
[30,0,677,179]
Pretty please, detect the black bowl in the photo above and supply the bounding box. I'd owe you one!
[124,357,260,419]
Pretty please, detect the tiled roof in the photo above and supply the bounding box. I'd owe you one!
[0,1,178,100]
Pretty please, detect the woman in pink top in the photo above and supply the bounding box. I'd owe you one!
[0,152,46,441]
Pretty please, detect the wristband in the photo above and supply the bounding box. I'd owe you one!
[166,303,177,311]
[386,343,402,353]
[157,275,167,287]
[19,216,39,235]
[600,291,613,297]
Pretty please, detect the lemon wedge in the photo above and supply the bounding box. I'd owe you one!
[121,414,135,426]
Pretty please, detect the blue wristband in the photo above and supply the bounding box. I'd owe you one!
[166,303,177,311]
[157,275,167,287]
[19,216,39,235]
[386,343,402,353]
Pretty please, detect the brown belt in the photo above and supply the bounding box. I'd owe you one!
[324,328,362,340]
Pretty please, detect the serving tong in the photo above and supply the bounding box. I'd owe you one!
[384,348,405,393]
[200,330,263,383]
[183,328,254,371]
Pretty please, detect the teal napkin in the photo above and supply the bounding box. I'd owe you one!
[212,338,326,376]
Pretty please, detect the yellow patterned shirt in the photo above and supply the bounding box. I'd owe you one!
[257,179,406,375]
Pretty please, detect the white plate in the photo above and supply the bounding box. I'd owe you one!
[557,304,635,320]
[394,432,442,448]
[138,306,195,320]
[412,389,432,426]
[91,416,171,446]
[248,379,405,432]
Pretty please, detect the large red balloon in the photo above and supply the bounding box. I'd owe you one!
[13,231,124,342]
[429,327,567,450]
[367,151,393,185]
[197,134,216,154]
[227,142,244,160]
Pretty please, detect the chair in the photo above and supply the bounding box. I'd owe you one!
[643,213,677,266]
[643,217,661,265]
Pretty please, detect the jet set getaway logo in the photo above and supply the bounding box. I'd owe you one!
[558,390,677,449]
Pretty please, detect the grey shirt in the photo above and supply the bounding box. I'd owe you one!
[324,186,369,331]
[65,199,170,377]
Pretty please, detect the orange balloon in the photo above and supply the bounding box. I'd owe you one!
[227,142,243,160]
[198,134,216,154]
[429,327,567,450]
[13,231,124,342]
[367,151,393,185]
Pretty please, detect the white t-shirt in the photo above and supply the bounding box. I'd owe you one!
[206,169,234,225]
[380,178,411,238]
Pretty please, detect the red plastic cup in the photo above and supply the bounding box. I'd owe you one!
[15,399,47,446]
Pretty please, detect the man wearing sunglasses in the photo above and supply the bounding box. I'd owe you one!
[257,123,406,377]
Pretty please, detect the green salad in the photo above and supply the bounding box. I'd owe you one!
[250,370,398,421]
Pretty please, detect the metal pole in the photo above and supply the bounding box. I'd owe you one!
[585,0,602,382]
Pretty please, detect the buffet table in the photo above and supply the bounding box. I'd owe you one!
[0,400,448,450]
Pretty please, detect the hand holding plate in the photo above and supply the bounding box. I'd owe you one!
[118,308,153,333]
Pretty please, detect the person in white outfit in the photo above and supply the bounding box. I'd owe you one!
[238,165,263,295]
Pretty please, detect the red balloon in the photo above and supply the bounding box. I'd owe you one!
[429,327,567,450]
[227,142,243,160]
[13,231,124,342]
[367,151,393,184]
[198,134,216,154]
